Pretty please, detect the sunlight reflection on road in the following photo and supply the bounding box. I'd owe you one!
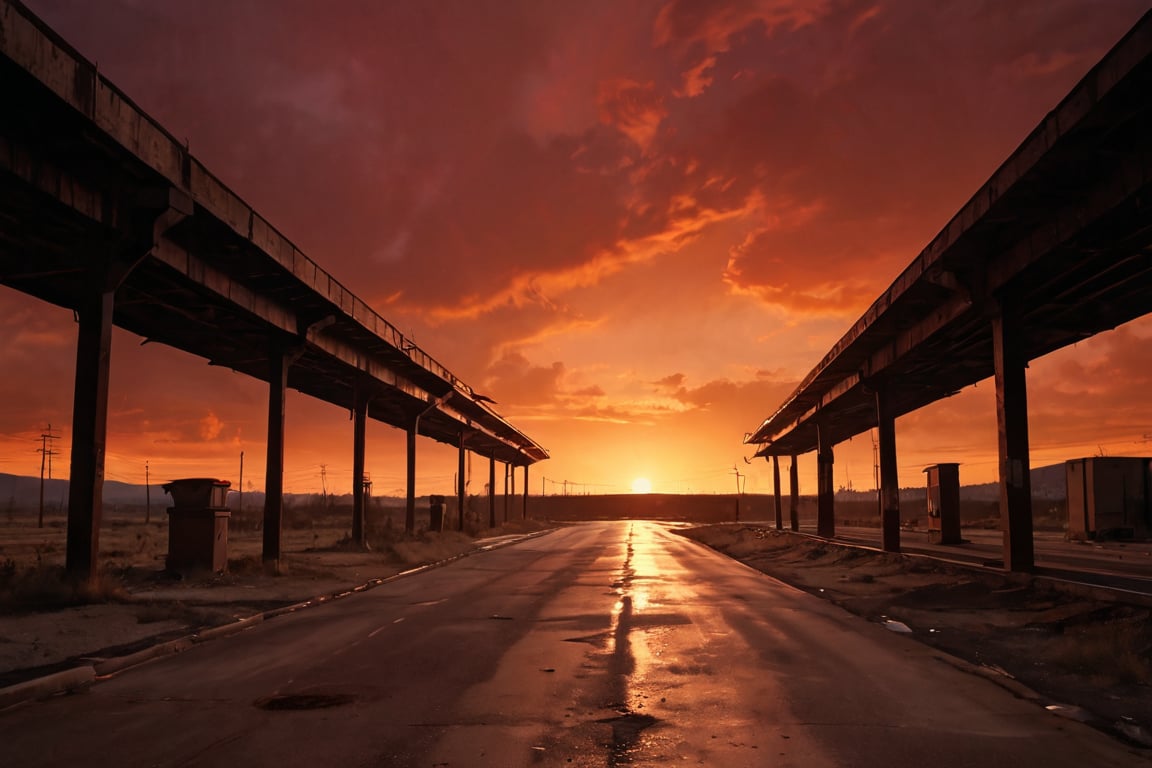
[605,521,673,762]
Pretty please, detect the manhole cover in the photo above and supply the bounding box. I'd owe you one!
[254,693,355,711]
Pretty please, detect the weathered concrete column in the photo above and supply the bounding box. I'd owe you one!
[488,455,496,528]
[65,198,188,583]
[816,425,835,538]
[510,464,517,518]
[503,462,510,523]
[523,465,529,519]
[771,455,783,531]
[405,425,417,533]
[262,343,288,572]
[789,455,799,531]
[65,286,115,583]
[457,436,467,532]
[350,387,368,547]
[876,388,901,553]
[993,305,1034,572]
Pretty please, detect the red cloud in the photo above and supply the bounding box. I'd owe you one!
[655,0,830,96]
[598,78,668,152]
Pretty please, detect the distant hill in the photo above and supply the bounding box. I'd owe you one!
[0,473,149,507]
[958,463,1067,502]
[0,473,406,510]
[834,462,1067,503]
[2,463,1072,511]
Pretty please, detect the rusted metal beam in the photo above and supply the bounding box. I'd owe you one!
[351,385,368,547]
[503,462,510,523]
[523,465,529,520]
[405,424,417,534]
[63,199,178,581]
[771,455,783,531]
[789,455,799,532]
[457,435,466,532]
[262,342,288,573]
[816,425,835,539]
[488,455,496,529]
[876,387,901,553]
[64,283,113,584]
[992,305,1035,572]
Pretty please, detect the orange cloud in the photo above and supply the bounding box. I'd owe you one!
[484,351,566,406]
[598,78,668,152]
[654,0,830,95]
[198,412,225,441]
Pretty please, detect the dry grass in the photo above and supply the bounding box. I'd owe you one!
[388,530,477,565]
[0,501,554,613]
[0,562,128,611]
[1047,614,1152,684]
[133,601,235,627]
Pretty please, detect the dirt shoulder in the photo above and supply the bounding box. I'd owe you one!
[0,523,552,691]
[679,523,1152,749]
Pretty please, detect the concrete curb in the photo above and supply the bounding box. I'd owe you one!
[0,665,95,710]
[0,527,556,712]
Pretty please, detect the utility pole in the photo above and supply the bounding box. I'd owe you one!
[238,451,244,516]
[320,464,328,505]
[145,461,151,524]
[37,424,59,529]
[732,464,744,522]
[871,429,880,492]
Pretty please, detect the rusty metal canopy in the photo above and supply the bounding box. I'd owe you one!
[0,0,547,466]
[747,10,1152,457]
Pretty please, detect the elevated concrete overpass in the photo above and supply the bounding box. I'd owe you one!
[0,0,547,580]
[746,10,1152,571]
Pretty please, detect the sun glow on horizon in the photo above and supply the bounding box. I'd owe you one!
[631,477,652,494]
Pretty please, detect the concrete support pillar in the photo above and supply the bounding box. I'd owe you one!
[503,463,510,523]
[789,455,799,531]
[523,465,529,519]
[875,388,901,553]
[510,464,517,518]
[771,455,783,531]
[817,426,835,538]
[351,388,368,547]
[262,343,288,572]
[457,436,466,532]
[64,202,186,583]
[405,425,417,534]
[993,306,1034,572]
[65,286,115,583]
[488,455,496,528]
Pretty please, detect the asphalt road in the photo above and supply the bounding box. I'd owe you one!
[1,521,1145,767]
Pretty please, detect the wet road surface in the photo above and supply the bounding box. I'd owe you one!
[1,521,1145,766]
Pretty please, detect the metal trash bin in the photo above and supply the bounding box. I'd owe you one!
[163,478,231,572]
[429,494,445,532]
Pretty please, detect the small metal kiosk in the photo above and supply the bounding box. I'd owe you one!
[429,494,445,532]
[924,463,962,545]
[163,478,231,572]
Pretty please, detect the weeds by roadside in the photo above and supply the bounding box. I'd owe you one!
[0,562,128,612]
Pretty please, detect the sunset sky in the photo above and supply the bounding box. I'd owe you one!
[2,0,1151,498]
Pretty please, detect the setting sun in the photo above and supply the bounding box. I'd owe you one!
[631,477,652,494]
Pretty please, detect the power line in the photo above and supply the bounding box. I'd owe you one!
[36,423,60,528]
